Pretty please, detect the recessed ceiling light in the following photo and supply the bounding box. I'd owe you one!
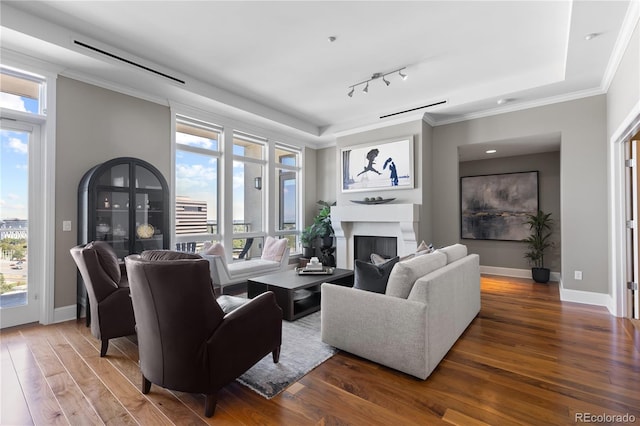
[486,149,497,154]
[328,36,337,42]
[584,33,600,41]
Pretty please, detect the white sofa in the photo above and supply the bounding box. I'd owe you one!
[321,244,480,379]
[201,248,290,293]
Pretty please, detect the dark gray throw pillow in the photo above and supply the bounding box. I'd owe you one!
[353,256,400,293]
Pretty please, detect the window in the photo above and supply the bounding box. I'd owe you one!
[275,144,301,253]
[0,66,46,115]
[175,117,221,251]
[232,131,266,244]
[0,65,49,327]
[172,114,304,261]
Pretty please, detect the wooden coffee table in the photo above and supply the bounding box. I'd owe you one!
[247,268,354,321]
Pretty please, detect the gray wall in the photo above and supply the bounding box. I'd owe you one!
[433,95,607,294]
[459,151,561,272]
[55,77,170,308]
[316,146,337,205]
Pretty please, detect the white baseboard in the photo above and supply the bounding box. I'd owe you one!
[559,282,615,315]
[481,266,614,313]
[54,304,78,324]
[479,265,561,282]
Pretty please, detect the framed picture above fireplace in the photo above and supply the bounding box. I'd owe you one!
[460,171,539,241]
[341,136,414,193]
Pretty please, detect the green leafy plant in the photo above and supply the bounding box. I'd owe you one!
[301,225,319,248]
[313,200,334,238]
[522,210,553,268]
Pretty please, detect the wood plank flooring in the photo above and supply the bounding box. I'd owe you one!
[1,275,639,425]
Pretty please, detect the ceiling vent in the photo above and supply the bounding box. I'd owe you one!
[380,100,447,119]
[73,40,186,85]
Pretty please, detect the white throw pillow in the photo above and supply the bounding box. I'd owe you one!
[262,236,287,262]
[203,242,225,256]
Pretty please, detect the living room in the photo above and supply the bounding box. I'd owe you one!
[1,1,640,424]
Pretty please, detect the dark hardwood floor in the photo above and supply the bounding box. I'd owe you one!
[1,275,639,425]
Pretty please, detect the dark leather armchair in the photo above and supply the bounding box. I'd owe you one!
[70,242,136,357]
[125,253,282,417]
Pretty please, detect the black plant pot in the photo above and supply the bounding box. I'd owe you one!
[303,246,314,259]
[532,267,550,283]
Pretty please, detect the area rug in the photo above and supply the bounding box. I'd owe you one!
[236,310,337,398]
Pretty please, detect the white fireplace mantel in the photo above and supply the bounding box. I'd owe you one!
[331,204,420,269]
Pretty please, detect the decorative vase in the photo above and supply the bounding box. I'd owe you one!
[532,267,550,283]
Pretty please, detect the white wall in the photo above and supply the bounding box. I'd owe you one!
[607,18,640,139]
[433,95,608,294]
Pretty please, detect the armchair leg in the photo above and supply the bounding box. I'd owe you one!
[100,339,109,357]
[141,374,151,394]
[272,346,281,363]
[204,394,217,417]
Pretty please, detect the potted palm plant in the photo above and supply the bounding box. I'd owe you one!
[522,210,553,283]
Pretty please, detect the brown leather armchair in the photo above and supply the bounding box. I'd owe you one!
[70,242,136,357]
[125,253,282,417]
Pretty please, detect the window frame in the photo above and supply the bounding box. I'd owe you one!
[173,116,223,250]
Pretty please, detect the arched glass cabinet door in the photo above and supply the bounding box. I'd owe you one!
[78,157,169,258]
[77,157,169,321]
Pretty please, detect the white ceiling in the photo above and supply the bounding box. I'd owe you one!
[0,1,634,147]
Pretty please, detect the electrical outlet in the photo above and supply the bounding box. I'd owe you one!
[574,270,583,280]
[63,220,72,231]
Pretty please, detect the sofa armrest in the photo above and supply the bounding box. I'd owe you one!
[321,283,430,379]
[278,247,290,270]
[200,254,232,286]
[408,254,480,373]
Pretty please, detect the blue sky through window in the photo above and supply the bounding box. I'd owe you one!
[0,95,35,221]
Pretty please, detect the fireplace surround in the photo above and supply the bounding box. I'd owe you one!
[330,204,420,269]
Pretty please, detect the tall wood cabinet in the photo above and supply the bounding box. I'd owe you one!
[77,157,169,319]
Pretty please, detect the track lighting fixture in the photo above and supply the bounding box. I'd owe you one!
[347,67,407,97]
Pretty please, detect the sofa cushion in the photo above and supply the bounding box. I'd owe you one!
[227,259,280,276]
[385,251,447,299]
[140,250,202,261]
[203,242,225,256]
[354,257,399,294]
[86,241,121,285]
[262,236,288,262]
[438,244,468,264]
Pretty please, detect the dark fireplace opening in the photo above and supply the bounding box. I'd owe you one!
[354,236,397,263]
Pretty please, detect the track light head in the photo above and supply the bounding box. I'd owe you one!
[348,87,354,97]
[363,82,369,93]
[383,76,390,86]
[399,69,407,80]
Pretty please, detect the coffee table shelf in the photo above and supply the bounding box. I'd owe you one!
[247,268,353,321]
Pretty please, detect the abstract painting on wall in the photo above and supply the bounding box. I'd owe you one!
[341,137,414,193]
[460,171,539,241]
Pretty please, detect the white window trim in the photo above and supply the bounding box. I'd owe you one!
[0,62,56,326]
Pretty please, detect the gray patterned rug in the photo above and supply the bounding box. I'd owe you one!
[236,310,337,398]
